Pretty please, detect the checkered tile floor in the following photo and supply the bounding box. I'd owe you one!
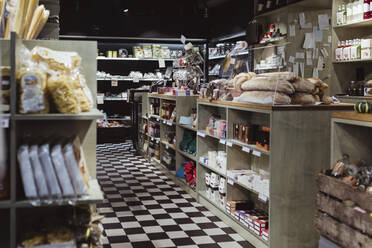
[96,142,254,248]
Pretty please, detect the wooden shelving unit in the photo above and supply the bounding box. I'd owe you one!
[1,34,104,248]
[196,99,353,248]
[140,94,198,192]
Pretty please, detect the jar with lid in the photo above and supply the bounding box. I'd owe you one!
[358,81,365,96]
[350,81,358,95]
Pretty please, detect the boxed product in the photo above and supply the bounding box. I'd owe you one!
[361,48,372,60]
[219,177,226,194]
[210,172,220,188]
[205,172,210,186]
[361,39,372,49]
[219,193,226,209]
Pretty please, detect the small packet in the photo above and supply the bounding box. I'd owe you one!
[50,144,75,197]
[63,142,87,196]
[38,143,62,198]
[29,144,49,198]
[17,145,38,199]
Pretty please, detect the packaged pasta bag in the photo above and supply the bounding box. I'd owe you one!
[71,70,93,112]
[47,73,81,114]
[30,46,81,72]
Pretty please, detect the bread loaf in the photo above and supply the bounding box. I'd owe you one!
[23,0,39,38]
[233,72,255,91]
[33,9,49,39]
[237,91,291,105]
[291,77,316,93]
[256,72,296,82]
[291,93,316,105]
[241,77,295,95]
[26,5,44,40]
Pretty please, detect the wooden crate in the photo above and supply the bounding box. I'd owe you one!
[315,173,372,247]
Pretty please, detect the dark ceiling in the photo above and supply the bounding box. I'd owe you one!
[60,0,254,39]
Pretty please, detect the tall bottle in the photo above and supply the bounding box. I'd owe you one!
[337,5,343,25]
[347,0,354,23]
[358,0,364,21]
[364,0,370,19]
[342,4,347,24]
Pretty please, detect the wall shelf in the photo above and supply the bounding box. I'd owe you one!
[333,59,372,64]
[161,140,176,150]
[199,161,226,177]
[333,19,372,29]
[229,139,270,156]
[13,109,104,120]
[97,57,174,62]
[178,149,197,161]
[178,124,197,132]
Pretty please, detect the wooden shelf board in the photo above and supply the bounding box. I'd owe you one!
[209,51,249,60]
[178,124,197,132]
[198,98,354,111]
[199,191,269,247]
[332,111,372,124]
[197,130,226,142]
[97,57,174,62]
[178,149,197,161]
[333,59,372,64]
[14,109,104,120]
[334,19,372,29]
[161,140,176,150]
[148,94,177,100]
[148,114,161,119]
[14,179,103,208]
[199,161,226,177]
[229,139,270,156]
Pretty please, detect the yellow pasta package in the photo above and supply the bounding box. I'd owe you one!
[71,73,93,112]
[47,74,81,114]
[17,69,49,114]
[31,46,81,72]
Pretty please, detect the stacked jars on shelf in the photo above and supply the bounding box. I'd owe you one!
[336,0,372,26]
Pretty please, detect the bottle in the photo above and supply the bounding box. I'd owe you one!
[336,42,342,61]
[337,5,343,25]
[357,39,362,59]
[358,0,364,21]
[347,0,354,23]
[343,4,347,23]
[364,0,370,19]
[257,0,265,12]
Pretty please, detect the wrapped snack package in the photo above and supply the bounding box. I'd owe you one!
[63,143,87,196]
[29,144,49,198]
[38,143,62,198]
[31,46,81,71]
[47,74,81,114]
[17,145,38,198]
[18,68,49,114]
[72,136,90,188]
[51,144,75,197]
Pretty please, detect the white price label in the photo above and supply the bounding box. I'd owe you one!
[252,150,262,157]
[156,139,159,144]
[242,146,251,153]
[227,177,235,185]
[166,145,169,149]
[197,131,206,137]
[151,137,154,141]
[0,118,9,128]
[230,58,236,65]
[226,141,233,147]
[133,77,140,83]
[163,120,167,124]
[219,139,226,145]
[181,35,186,44]
[97,96,104,105]
[259,194,268,202]
[111,79,118,87]
[157,117,160,121]
[158,58,165,68]
[167,121,172,126]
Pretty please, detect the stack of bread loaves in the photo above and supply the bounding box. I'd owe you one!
[232,72,333,105]
[0,0,50,39]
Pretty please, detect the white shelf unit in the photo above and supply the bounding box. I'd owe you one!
[195,98,353,248]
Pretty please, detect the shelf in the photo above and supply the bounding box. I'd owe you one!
[197,130,226,142]
[0,200,12,209]
[148,114,161,120]
[178,149,197,161]
[199,191,269,247]
[14,179,103,208]
[199,161,226,177]
[254,0,331,19]
[208,73,219,76]
[209,51,249,60]
[13,109,104,120]
[151,157,161,164]
[148,94,177,101]
[97,78,169,82]
[97,57,174,62]
[104,97,127,101]
[333,59,372,64]
[334,19,372,29]
[142,115,148,120]
[107,117,131,121]
[160,118,175,126]
[161,140,176,150]
[159,162,176,175]
[178,124,197,132]
[229,139,270,156]
[254,65,284,71]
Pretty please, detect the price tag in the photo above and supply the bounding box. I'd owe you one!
[242,146,251,153]
[157,117,160,121]
[151,137,154,141]
[111,79,118,87]
[230,58,236,65]
[163,120,167,124]
[167,121,172,126]
[226,141,233,147]
[0,117,9,128]
[181,35,186,44]
[219,139,226,145]
[197,131,206,137]
[158,58,165,68]
[227,177,235,185]
[252,150,262,157]
[156,139,159,144]
[166,145,169,150]
[133,77,140,83]
[258,194,268,202]
[97,96,104,105]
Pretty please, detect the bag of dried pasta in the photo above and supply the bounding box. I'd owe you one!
[17,68,50,114]
[71,72,93,112]
[47,74,81,114]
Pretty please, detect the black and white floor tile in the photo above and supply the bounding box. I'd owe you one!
[96,142,254,248]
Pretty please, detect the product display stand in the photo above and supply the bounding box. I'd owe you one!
[140,93,198,195]
[1,33,104,247]
[196,99,352,248]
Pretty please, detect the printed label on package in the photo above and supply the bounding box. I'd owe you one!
[219,139,226,145]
